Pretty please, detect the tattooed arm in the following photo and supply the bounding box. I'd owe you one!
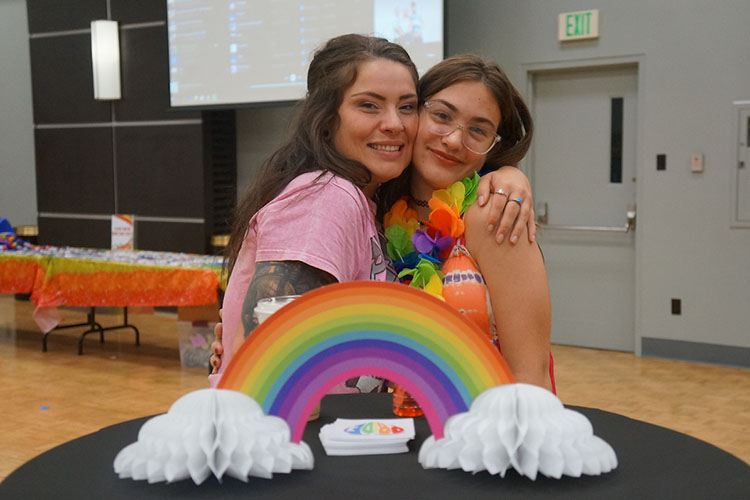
[239,260,337,339]
[215,260,337,368]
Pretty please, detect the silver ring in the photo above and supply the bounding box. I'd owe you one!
[510,197,522,206]
[494,188,508,197]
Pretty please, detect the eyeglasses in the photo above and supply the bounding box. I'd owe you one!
[423,101,501,155]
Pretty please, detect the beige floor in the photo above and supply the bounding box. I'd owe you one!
[1,295,748,481]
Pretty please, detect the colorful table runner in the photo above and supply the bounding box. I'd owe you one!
[0,243,224,332]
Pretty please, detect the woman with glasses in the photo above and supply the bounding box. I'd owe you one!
[378,54,554,391]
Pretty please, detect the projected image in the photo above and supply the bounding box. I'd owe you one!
[167,0,443,107]
[373,0,442,75]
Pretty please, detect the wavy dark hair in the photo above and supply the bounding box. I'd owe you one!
[376,54,534,220]
[225,34,418,277]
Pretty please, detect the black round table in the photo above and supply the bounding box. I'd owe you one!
[2,394,748,499]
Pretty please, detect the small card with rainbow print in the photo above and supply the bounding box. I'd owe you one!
[319,418,415,456]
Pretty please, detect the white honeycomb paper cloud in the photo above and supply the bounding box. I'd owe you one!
[418,383,617,480]
[113,389,313,484]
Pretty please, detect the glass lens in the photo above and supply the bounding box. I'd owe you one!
[425,104,454,134]
[425,102,496,154]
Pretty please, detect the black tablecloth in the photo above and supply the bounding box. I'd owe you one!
[2,393,749,499]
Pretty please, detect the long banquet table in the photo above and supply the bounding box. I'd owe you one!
[0,244,223,352]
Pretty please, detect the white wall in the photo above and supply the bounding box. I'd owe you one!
[4,0,728,352]
[0,0,36,227]
[446,0,750,350]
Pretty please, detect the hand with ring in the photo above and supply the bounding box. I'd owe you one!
[476,166,536,244]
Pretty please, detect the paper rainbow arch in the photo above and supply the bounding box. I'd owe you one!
[218,281,514,442]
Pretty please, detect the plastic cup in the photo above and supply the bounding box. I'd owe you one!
[392,385,424,417]
[253,295,321,421]
[253,295,300,324]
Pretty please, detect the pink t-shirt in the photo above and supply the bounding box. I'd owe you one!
[209,171,387,387]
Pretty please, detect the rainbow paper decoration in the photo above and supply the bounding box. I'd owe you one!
[218,281,514,442]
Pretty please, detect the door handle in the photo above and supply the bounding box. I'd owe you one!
[536,202,636,233]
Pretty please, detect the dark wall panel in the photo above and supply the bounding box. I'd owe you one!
[111,0,167,25]
[116,26,199,121]
[202,111,237,235]
[27,0,106,34]
[115,125,204,217]
[30,35,111,124]
[38,218,207,253]
[35,128,115,214]
[38,217,110,248]
[136,221,206,254]
[28,0,225,255]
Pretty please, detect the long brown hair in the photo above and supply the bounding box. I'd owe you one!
[225,34,418,277]
[376,54,534,219]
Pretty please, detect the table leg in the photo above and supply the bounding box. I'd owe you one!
[43,308,103,352]
[41,307,141,354]
[77,307,140,355]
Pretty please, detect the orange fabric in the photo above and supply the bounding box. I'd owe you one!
[0,251,220,308]
[440,241,557,394]
[441,244,493,342]
[0,259,44,294]
[32,268,219,307]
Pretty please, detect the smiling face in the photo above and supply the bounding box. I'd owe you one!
[411,80,501,199]
[333,58,419,198]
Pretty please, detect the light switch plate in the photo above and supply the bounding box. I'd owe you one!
[690,153,704,172]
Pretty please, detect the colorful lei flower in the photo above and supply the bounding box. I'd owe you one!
[383,173,480,299]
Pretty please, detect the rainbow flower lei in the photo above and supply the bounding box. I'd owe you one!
[384,173,480,299]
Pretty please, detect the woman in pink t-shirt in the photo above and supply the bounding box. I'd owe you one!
[209,34,419,387]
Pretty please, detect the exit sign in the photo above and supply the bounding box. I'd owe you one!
[558,9,599,41]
